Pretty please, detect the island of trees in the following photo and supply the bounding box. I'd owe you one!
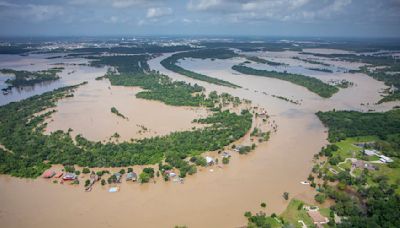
[160,48,240,88]
[232,64,339,98]
[1,67,64,91]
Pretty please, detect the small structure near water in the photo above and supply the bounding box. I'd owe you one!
[42,170,56,178]
[62,173,77,181]
[126,172,137,181]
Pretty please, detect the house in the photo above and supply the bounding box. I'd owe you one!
[126,172,137,181]
[233,146,244,153]
[114,173,122,183]
[62,173,77,181]
[307,211,329,226]
[352,160,376,170]
[222,151,231,158]
[42,170,55,178]
[364,149,378,156]
[379,155,393,163]
[205,156,214,165]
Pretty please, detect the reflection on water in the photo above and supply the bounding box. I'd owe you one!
[0,54,106,106]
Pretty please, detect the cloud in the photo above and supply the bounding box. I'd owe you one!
[146,7,173,18]
[187,0,353,22]
[0,1,64,22]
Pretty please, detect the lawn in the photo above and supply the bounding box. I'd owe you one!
[280,199,315,228]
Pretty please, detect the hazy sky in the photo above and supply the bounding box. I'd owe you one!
[1,0,399,37]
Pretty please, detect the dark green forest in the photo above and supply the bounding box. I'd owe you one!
[232,64,339,98]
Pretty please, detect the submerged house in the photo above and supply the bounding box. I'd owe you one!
[54,172,63,178]
[114,173,122,183]
[222,151,231,158]
[62,173,77,181]
[206,156,214,166]
[42,170,56,178]
[126,172,137,181]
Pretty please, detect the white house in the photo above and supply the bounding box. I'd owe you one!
[364,149,378,156]
[379,155,393,163]
[205,156,214,165]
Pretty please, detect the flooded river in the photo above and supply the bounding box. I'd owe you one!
[0,49,399,228]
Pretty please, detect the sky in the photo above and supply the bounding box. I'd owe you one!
[0,0,399,38]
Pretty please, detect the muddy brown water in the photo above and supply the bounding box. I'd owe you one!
[0,50,399,228]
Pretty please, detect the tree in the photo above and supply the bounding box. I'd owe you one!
[119,169,125,174]
[315,193,326,204]
[82,167,90,174]
[142,167,154,178]
[244,211,252,218]
[84,179,90,187]
[101,179,106,185]
[127,167,133,173]
[283,192,289,200]
[139,172,151,183]
[222,157,230,164]
[261,202,267,208]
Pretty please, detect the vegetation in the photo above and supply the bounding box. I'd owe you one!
[293,56,330,66]
[306,67,333,73]
[110,107,127,119]
[1,67,64,90]
[328,79,354,88]
[245,56,285,66]
[283,192,289,200]
[316,109,400,148]
[313,109,400,227]
[160,49,240,88]
[232,64,339,98]
[89,55,150,73]
[0,73,252,178]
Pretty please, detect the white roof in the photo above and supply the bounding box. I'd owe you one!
[379,155,393,162]
[364,149,378,156]
[206,156,214,163]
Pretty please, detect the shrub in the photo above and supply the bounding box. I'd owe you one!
[82,168,90,174]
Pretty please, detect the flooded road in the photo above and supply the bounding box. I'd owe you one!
[0,50,399,228]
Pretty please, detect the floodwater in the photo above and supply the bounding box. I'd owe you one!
[0,49,399,228]
[0,54,103,106]
[45,78,209,142]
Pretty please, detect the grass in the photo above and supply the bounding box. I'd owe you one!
[322,136,400,194]
[280,199,315,228]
